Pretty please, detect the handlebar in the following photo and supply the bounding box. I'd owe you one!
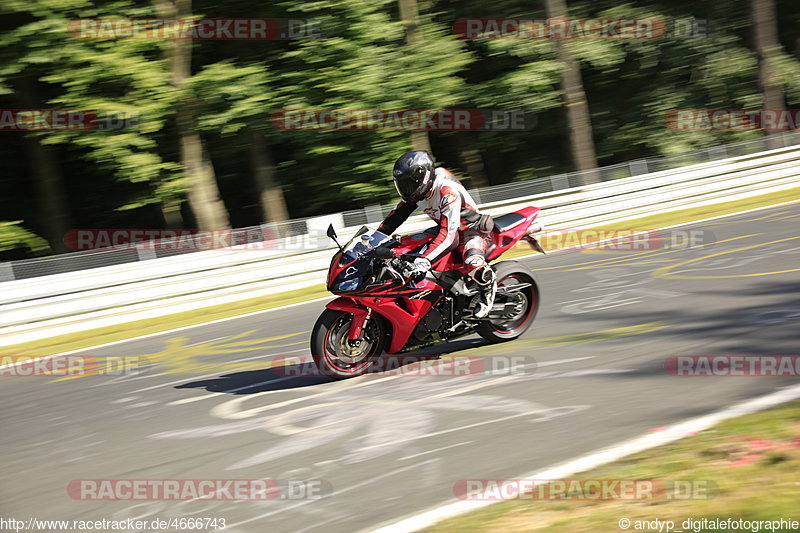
[366,247,427,282]
[371,247,395,260]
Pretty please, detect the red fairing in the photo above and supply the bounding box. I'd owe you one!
[327,296,366,314]
[327,254,355,290]
[394,232,433,255]
[326,297,369,340]
[325,281,440,353]
[365,279,440,353]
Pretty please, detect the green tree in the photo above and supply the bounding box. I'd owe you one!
[544,0,600,183]
[154,0,230,229]
[266,0,471,211]
[190,61,290,224]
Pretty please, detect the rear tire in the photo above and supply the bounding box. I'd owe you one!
[311,308,386,379]
[477,261,539,343]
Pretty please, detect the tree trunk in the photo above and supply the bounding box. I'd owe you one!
[178,107,229,229]
[21,136,70,253]
[456,137,490,189]
[410,131,433,154]
[160,202,184,228]
[750,0,786,148]
[156,0,230,229]
[399,0,433,155]
[248,127,289,224]
[16,77,70,253]
[544,0,600,185]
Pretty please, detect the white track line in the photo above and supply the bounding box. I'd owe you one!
[2,198,798,372]
[171,356,596,406]
[185,335,231,347]
[227,459,439,527]
[367,384,800,533]
[399,441,474,461]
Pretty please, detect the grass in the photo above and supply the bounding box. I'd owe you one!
[423,400,800,532]
[2,186,798,357]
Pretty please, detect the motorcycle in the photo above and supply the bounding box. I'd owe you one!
[310,206,544,379]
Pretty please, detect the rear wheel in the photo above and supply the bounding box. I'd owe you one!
[477,261,539,343]
[311,309,386,379]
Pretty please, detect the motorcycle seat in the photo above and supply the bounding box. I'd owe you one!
[492,212,527,233]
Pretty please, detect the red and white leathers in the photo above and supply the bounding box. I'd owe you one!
[378,167,490,272]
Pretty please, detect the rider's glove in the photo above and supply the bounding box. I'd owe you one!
[411,257,431,275]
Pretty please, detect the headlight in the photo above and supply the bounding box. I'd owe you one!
[337,278,361,292]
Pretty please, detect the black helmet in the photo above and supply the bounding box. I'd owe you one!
[392,151,435,203]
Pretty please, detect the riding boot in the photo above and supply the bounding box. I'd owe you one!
[471,266,496,319]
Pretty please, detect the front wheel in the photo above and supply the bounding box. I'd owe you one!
[477,261,539,343]
[311,308,387,379]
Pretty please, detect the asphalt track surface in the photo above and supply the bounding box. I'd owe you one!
[2,202,800,533]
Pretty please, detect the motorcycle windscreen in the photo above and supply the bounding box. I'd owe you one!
[339,229,392,264]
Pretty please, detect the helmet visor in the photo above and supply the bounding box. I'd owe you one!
[393,168,430,202]
[394,176,419,202]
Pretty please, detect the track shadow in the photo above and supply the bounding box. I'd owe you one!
[537,277,800,366]
[175,368,327,395]
[175,336,493,395]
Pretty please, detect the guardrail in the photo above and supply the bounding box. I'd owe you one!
[1,142,799,347]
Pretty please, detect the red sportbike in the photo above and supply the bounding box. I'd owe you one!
[310,206,544,379]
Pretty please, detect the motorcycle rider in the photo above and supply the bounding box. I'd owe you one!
[377,151,497,318]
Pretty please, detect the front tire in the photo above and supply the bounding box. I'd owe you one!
[477,261,539,343]
[311,308,386,379]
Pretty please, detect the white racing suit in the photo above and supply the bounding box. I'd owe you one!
[377,167,496,316]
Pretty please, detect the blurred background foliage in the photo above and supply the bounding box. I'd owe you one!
[0,0,798,256]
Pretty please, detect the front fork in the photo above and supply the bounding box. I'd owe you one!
[325,297,371,344]
[347,308,372,345]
